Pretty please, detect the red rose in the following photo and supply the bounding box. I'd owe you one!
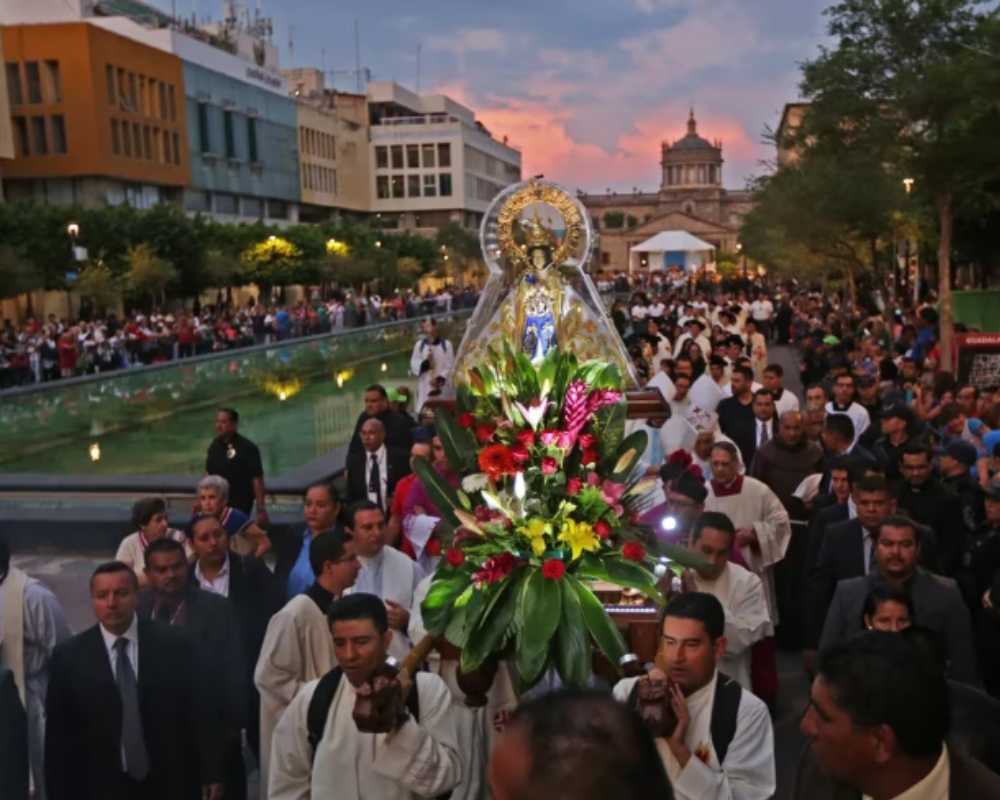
[474,552,516,584]
[445,547,465,567]
[594,520,612,539]
[566,477,582,496]
[622,542,646,562]
[473,505,491,522]
[541,559,566,580]
[541,456,558,476]
[475,423,497,443]
[581,447,599,465]
[425,538,442,557]
[516,430,536,448]
[457,412,475,428]
[578,433,596,449]
[478,444,517,480]
[510,444,531,465]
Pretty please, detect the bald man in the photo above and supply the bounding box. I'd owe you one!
[346,418,411,514]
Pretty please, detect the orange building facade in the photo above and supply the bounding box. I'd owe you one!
[2,22,190,207]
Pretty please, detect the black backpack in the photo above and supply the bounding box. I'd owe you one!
[628,672,742,764]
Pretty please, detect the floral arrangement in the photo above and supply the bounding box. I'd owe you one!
[416,344,704,690]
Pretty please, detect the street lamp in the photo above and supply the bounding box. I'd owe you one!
[67,222,80,239]
[903,177,914,194]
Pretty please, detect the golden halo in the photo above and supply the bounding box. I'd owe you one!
[495,178,586,271]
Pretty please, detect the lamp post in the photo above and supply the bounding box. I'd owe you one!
[902,178,918,306]
[66,222,82,320]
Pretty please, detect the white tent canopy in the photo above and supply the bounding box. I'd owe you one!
[629,230,716,273]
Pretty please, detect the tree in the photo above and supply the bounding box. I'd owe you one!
[76,260,120,315]
[799,0,1000,368]
[240,236,303,298]
[434,222,483,286]
[125,243,178,308]
[0,245,41,300]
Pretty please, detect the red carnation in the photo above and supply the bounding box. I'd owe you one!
[457,412,475,429]
[566,477,582,496]
[425,537,442,557]
[510,444,531,466]
[594,520,612,539]
[474,552,516,584]
[473,505,491,522]
[541,559,566,580]
[622,542,646,562]
[578,433,596,449]
[541,456,558,476]
[581,446,600,466]
[516,430,536,448]
[445,547,465,567]
[475,422,497,443]
[667,449,693,468]
[478,444,517,480]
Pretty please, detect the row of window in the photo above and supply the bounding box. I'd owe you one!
[183,190,289,220]
[470,174,505,203]
[463,145,520,182]
[11,115,67,157]
[376,172,453,200]
[304,163,337,195]
[6,60,61,106]
[375,142,451,171]
[110,118,181,166]
[105,64,178,123]
[664,164,718,185]
[301,127,335,161]
[197,103,260,163]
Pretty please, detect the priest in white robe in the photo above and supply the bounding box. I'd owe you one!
[268,593,462,800]
[687,511,773,689]
[254,530,360,798]
[409,318,455,414]
[345,501,423,662]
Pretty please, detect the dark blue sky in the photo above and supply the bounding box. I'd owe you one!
[154,0,833,190]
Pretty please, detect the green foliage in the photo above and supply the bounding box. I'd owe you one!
[0,245,40,299]
[76,260,119,313]
[603,211,625,229]
[125,243,178,307]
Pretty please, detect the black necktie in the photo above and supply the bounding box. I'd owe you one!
[759,421,770,447]
[114,638,150,781]
[369,453,383,511]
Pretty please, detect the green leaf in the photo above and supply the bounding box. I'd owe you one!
[597,402,627,460]
[460,570,525,673]
[609,430,648,479]
[555,576,592,688]
[435,406,478,473]
[647,540,714,573]
[445,585,485,649]
[515,633,551,690]
[411,456,461,529]
[420,575,468,635]
[605,558,665,605]
[515,569,562,685]
[569,575,627,666]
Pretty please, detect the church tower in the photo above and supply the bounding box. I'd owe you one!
[660,109,724,193]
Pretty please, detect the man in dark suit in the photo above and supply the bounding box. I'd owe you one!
[717,365,757,468]
[0,665,28,800]
[347,384,414,456]
[140,539,247,800]
[796,632,1000,800]
[45,561,223,800]
[346,417,410,515]
[819,515,980,686]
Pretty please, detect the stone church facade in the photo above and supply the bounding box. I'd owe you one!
[579,111,754,272]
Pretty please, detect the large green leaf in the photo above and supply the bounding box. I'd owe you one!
[646,540,714,573]
[597,402,627,460]
[460,570,524,673]
[605,558,665,605]
[411,456,461,529]
[435,406,478,474]
[444,586,485,649]
[515,632,551,689]
[609,430,648,480]
[555,576,592,688]
[569,575,627,666]
[420,575,468,635]
[519,569,562,671]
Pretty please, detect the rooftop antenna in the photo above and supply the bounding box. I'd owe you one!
[416,42,422,92]
[288,25,294,67]
[354,19,362,93]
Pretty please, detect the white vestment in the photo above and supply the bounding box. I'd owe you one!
[690,374,724,413]
[348,546,423,662]
[773,390,800,418]
[408,576,519,800]
[255,594,336,799]
[693,563,773,690]
[268,672,462,800]
[614,673,775,800]
[825,400,871,447]
[705,477,792,624]
[410,337,455,413]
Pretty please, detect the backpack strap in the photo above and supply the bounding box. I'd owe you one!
[307,667,343,760]
[710,673,742,766]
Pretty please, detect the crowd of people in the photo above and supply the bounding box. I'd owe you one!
[0,286,478,388]
[3,279,1000,800]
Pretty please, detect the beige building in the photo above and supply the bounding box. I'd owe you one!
[775,102,808,167]
[579,111,753,273]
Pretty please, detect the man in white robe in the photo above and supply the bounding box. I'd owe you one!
[269,593,462,800]
[686,512,772,689]
[1,542,71,799]
[613,593,775,800]
[409,318,454,414]
[254,531,360,798]
[409,575,518,800]
[346,501,423,662]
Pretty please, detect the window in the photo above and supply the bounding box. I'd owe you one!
[330,169,338,194]
[438,142,451,167]
[421,143,435,168]
[439,172,452,197]
[407,174,421,197]
[12,117,29,156]
[601,251,610,266]
[391,175,404,198]
[148,79,157,116]
[167,85,177,121]
[247,118,258,162]
[122,120,132,156]
[105,65,116,107]
[143,125,152,159]
[375,145,388,169]
[406,144,420,169]
[376,175,390,199]
[25,62,42,104]
[133,123,142,157]
[158,83,167,120]
[223,110,236,158]
[242,197,263,218]
[329,135,336,160]
[128,73,137,112]
[422,173,437,197]
[28,116,47,154]
[267,199,288,220]
[197,103,211,153]
[391,144,404,169]
[138,76,147,115]
[51,115,67,154]
[214,193,238,215]
[111,119,121,155]
[6,63,22,105]
[172,132,180,165]
[184,191,209,212]
[161,129,170,163]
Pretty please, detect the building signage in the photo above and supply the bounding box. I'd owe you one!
[246,66,282,89]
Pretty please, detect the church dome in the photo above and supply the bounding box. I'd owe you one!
[669,110,717,152]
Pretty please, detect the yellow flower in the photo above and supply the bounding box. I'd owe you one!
[558,518,600,561]
[521,518,549,557]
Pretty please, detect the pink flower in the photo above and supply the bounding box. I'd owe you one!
[510,444,531,465]
[566,477,582,496]
[578,433,596,449]
[601,480,626,504]
[473,506,491,522]
[473,552,516,585]
[581,447,599,465]
[541,457,558,476]
[475,423,497,443]
[586,472,601,487]
[557,431,576,450]
[613,504,625,517]
[594,520,612,539]
[516,430,536,448]
[540,429,560,447]
[587,389,623,414]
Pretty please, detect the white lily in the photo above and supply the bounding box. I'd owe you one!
[462,473,490,493]
[513,399,549,431]
[513,471,527,501]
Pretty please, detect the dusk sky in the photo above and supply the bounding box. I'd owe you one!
[153,0,834,192]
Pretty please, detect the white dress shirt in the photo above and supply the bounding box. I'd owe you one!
[100,615,140,770]
[195,555,231,597]
[365,445,389,511]
[756,418,774,448]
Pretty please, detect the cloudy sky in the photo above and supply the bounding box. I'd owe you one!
[155,0,833,191]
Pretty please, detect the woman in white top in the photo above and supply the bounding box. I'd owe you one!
[114,497,190,587]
